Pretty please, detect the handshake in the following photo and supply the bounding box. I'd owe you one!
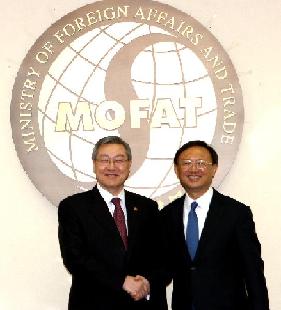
[122,275,150,301]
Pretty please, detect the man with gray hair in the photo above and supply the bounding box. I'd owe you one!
[58,136,167,310]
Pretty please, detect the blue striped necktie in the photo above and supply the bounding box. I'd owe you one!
[186,201,199,260]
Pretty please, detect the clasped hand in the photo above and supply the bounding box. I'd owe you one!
[123,275,150,301]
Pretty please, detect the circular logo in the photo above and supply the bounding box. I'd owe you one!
[10,0,244,207]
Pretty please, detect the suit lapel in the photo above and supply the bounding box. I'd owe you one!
[173,195,186,243]
[88,187,126,249]
[172,195,192,262]
[194,189,225,260]
[124,191,140,246]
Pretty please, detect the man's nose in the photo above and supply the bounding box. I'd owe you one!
[107,159,116,168]
[189,162,198,171]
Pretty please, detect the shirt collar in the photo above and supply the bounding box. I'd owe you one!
[97,183,125,205]
[186,187,213,209]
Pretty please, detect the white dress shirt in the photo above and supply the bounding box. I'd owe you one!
[183,187,213,239]
[97,183,128,229]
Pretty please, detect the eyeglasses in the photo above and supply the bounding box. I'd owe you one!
[178,159,213,170]
[95,157,129,166]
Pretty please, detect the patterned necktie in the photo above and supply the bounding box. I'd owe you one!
[186,201,199,260]
[111,198,128,249]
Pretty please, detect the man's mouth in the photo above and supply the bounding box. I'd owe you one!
[187,175,201,181]
[105,173,119,177]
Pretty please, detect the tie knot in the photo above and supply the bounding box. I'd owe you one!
[191,201,198,211]
[111,197,121,207]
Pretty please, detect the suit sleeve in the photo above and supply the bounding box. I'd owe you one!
[158,210,174,286]
[236,205,269,310]
[136,199,168,308]
[58,198,125,292]
[129,199,161,280]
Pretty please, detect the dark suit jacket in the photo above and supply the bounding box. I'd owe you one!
[58,186,167,310]
[160,189,269,310]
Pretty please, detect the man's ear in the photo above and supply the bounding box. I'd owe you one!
[174,164,179,178]
[128,160,132,174]
[212,164,218,178]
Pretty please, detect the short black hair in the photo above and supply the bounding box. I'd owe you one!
[174,140,218,165]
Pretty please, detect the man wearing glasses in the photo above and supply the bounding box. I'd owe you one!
[160,140,269,310]
[58,136,167,310]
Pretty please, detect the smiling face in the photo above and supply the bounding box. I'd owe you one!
[93,143,131,195]
[174,146,218,199]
